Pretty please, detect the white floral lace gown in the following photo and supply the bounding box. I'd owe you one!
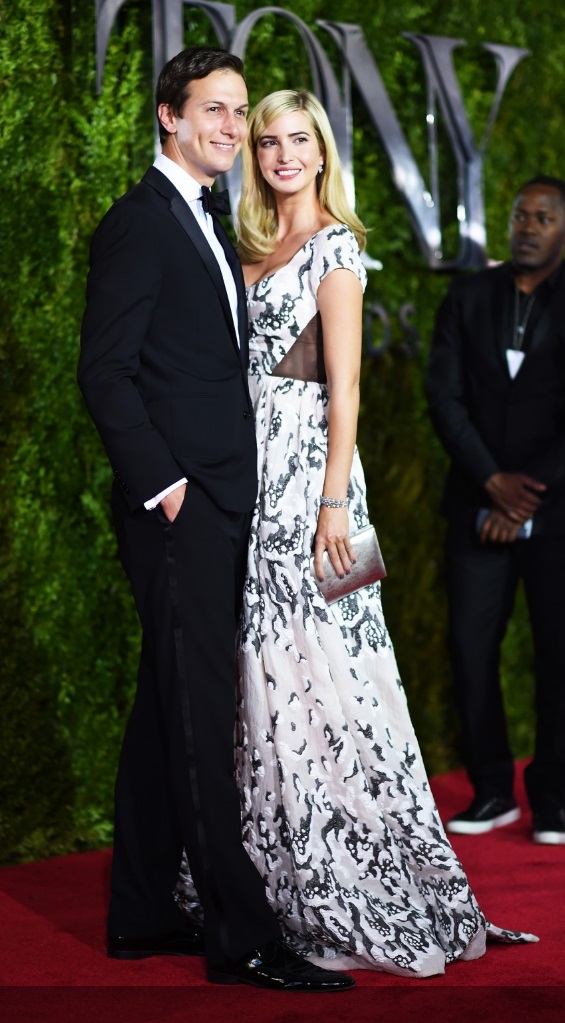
[233,224,532,976]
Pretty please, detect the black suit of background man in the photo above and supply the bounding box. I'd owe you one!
[426,177,565,845]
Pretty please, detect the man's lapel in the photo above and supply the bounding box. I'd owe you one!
[506,264,565,370]
[526,283,565,359]
[490,264,514,373]
[212,215,249,367]
[142,167,242,358]
[170,196,241,354]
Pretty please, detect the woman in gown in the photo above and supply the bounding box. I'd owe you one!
[231,89,536,976]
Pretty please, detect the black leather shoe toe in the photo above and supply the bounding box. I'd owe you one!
[108,927,205,959]
[208,938,355,991]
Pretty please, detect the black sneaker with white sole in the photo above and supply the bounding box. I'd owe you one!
[532,807,565,845]
[446,795,520,835]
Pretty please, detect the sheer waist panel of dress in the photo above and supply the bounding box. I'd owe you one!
[271,312,326,383]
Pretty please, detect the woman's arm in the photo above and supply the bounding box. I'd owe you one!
[313,267,364,580]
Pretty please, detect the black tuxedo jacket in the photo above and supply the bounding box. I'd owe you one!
[426,262,565,534]
[78,166,257,513]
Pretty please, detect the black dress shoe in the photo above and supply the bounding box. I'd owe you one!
[207,938,355,991]
[107,927,205,959]
[446,795,520,835]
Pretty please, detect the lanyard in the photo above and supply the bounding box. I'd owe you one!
[513,284,536,350]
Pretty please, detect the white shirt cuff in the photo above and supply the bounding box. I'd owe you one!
[144,478,187,510]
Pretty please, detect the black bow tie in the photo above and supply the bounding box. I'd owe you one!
[199,187,231,216]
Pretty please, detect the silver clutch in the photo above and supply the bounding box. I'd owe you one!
[311,524,386,604]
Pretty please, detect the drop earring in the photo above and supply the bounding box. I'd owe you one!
[318,162,324,175]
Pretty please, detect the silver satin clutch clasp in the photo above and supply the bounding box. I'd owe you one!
[311,524,386,604]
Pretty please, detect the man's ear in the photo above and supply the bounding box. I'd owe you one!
[157,103,177,136]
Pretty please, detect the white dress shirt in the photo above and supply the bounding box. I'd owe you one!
[144,154,240,511]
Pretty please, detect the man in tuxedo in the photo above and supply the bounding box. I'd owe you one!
[426,176,565,845]
[78,46,353,990]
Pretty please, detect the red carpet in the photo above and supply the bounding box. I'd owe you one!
[1,764,563,1022]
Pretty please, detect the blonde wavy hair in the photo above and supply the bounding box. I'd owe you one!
[237,89,366,263]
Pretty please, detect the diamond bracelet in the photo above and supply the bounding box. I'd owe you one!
[320,496,349,508]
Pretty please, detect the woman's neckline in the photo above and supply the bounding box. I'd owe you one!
[243,223,345,290]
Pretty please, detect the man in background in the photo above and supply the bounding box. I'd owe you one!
[426,176,565,845]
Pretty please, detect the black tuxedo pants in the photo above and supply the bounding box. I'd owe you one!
[446,521,565,814]
[108,481,280,965]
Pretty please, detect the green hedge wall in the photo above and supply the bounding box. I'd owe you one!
[1,0,560,862]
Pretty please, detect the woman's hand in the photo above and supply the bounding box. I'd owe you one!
[313,506,356,580]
